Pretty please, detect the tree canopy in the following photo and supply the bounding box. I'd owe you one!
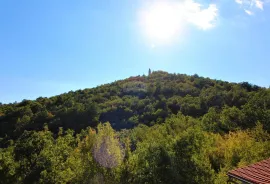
[1,71,270,183]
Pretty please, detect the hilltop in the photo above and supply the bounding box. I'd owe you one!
[1,71,269,141]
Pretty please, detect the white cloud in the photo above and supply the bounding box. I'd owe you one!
[235,0,265,14]
[139,0,218,43]
[255,0,264,10]
[235,0,243,4]
[245,9,254,15]
[140,0,218,33]
[184,2,218,30]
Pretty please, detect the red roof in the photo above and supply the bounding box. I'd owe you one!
[228,158,270,184]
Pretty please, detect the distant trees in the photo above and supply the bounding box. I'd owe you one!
[1,71,269,140]
[1,71,270,183]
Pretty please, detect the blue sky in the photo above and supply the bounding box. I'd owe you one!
[0,0,269,103]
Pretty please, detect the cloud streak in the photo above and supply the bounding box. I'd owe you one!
[235,0,265,14]
[245,9,254,15]
[236,0,243,4]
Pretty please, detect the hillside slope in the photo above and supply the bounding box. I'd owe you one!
[1,71,270,141]
[1,71,270,184]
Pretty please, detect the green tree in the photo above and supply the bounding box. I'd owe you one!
[173,127,215,184]
[14,129,54,183]
[0,145,18,184]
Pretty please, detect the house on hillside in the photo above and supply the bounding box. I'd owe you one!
[227,158,270,183]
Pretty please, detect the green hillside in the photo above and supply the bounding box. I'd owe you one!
[1,71,270,183]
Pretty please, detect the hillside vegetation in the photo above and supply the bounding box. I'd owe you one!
[1,71,270,183]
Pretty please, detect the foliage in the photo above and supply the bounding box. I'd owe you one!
[0,71,270,183]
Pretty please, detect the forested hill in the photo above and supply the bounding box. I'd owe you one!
[1,71,270,184]
[1,71,269,141]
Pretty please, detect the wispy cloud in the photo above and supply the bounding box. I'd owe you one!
[236,0,243,4]
[245,9,254,15]
[255,0,264,10]
[235,0,265,14]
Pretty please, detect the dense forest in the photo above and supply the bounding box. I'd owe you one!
[1,71,270,183]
